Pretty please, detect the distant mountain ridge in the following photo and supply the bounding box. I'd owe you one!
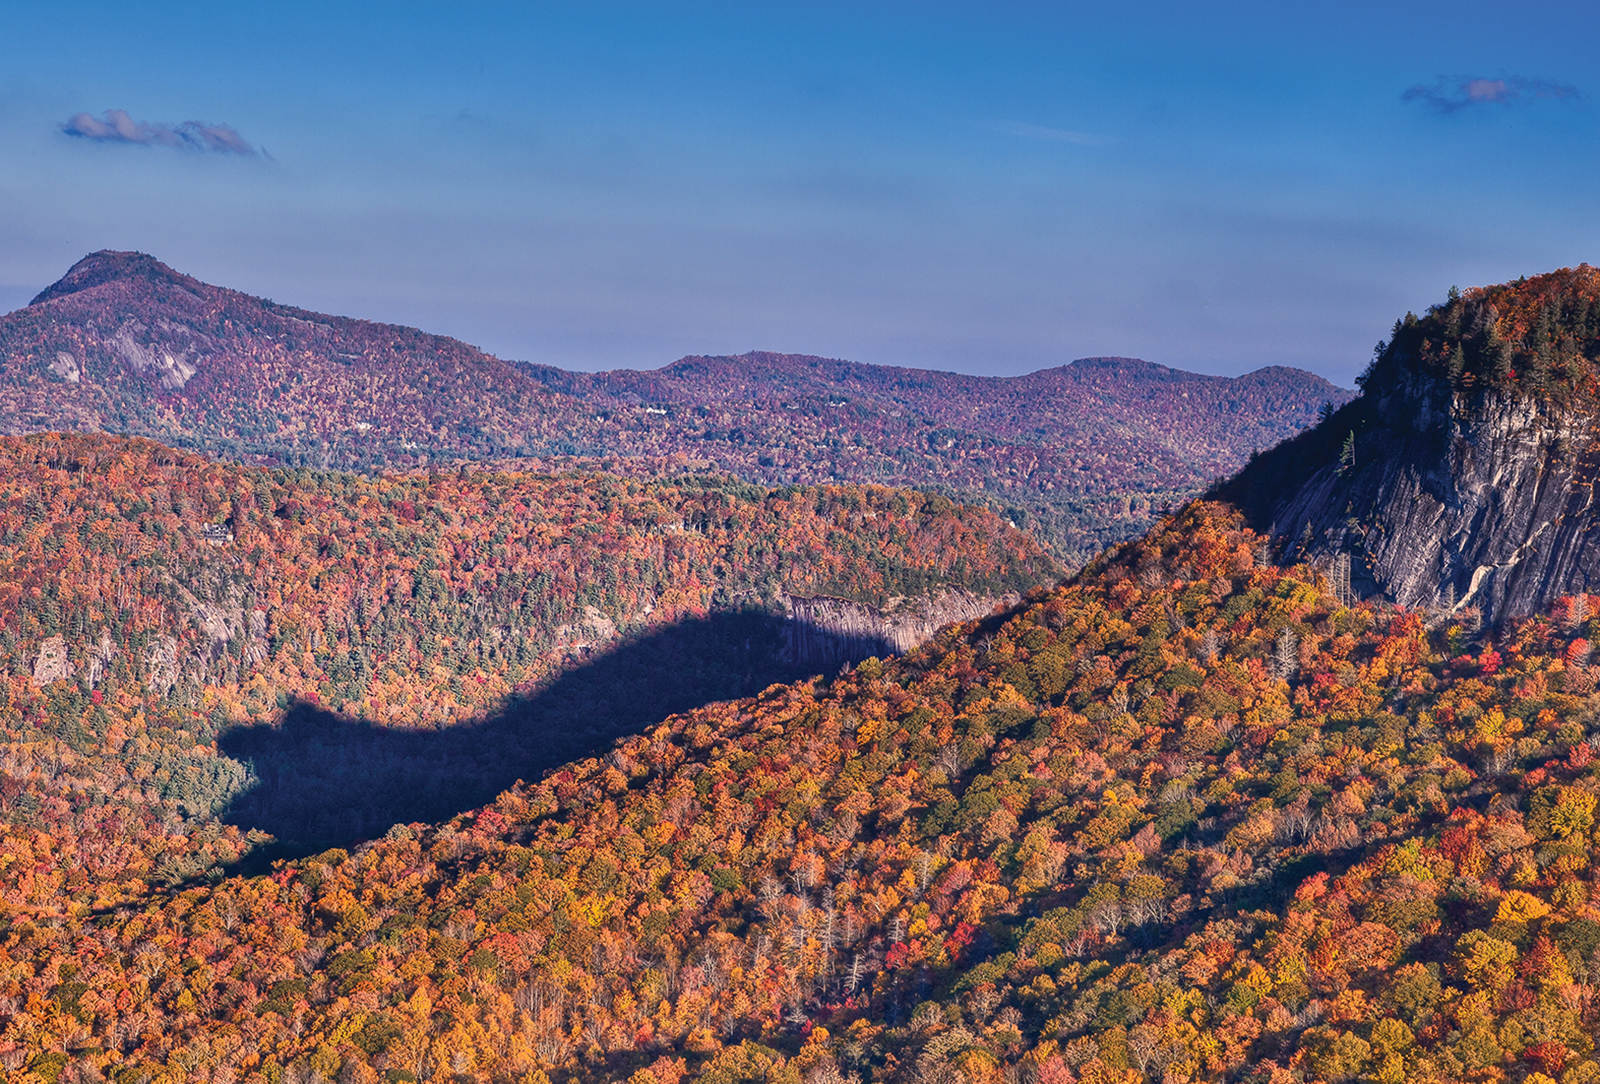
[2,250,1352,561]
[4,249,561,458]
[528,350,1341,471]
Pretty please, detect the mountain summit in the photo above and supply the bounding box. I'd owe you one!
[7,248,557,460]
[1216,265,1600,622]
[28,249,205,306]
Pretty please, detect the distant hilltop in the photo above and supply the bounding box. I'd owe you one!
[2,250,1352,562]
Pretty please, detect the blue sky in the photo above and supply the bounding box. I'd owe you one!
[1,2,1596,385]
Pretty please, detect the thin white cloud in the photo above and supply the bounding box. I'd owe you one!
[61,109,256,154]
[1403,75,1579,113]
[1001,121,1105,146]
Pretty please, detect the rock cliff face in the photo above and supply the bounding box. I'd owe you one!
[782,590,1011,668]
[1217,268,1600,624]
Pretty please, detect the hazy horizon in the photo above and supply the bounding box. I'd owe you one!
[0,250,1353,388]
[3,2,1596,386]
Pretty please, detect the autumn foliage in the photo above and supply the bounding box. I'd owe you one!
[0,445,1598,1084]
[1363,264,1600,400]
[4,252,1348,562]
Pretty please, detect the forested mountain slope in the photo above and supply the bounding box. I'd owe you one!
[523,352,1348,563]
[3,251,1349,562]
[0,432,1054,858]
[4,493,1600,1084]
[2,251,562,466]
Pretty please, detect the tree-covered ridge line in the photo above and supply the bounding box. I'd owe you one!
[1,431,1054,702]
[3,251,1350,563]
[1362,264,1600,399]
[1,500,1598,1083]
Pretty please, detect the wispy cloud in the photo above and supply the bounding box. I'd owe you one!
[1001,121,1105,146]
[1403,75,1579,113]
[61,109,256,154]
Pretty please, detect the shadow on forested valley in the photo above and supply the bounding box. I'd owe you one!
[217,610,891,865]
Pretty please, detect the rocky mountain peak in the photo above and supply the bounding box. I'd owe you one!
[1215,266,1600,624]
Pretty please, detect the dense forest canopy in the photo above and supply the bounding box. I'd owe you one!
[2,453,1600,1083]
[0,432,1055,862]
[1362,265,1600,400]
[13,266,1600,1084]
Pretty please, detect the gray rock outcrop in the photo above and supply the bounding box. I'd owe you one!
[783,590,1011,669]
[1218,368,1600,624]
[31,635,72,685]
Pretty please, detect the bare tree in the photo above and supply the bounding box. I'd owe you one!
[1329,553,1353,607]
[803,1058,861,1084]
[1276,799,1315,844]
[1273,628,1299,682]
[758,875,785,916]
[847,952,867,993]
[1108,685,1129,716]
[820,905,839,975]
[1127,895,1169,927]
[1088,897,1125,937]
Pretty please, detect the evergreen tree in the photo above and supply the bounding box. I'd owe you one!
[1485,320,1514,385]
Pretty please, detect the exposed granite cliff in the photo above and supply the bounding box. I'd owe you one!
[782,590,1012,668]
[1215,267,1600,624]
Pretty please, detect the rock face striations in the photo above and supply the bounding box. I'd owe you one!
[1215,265,1600,623]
